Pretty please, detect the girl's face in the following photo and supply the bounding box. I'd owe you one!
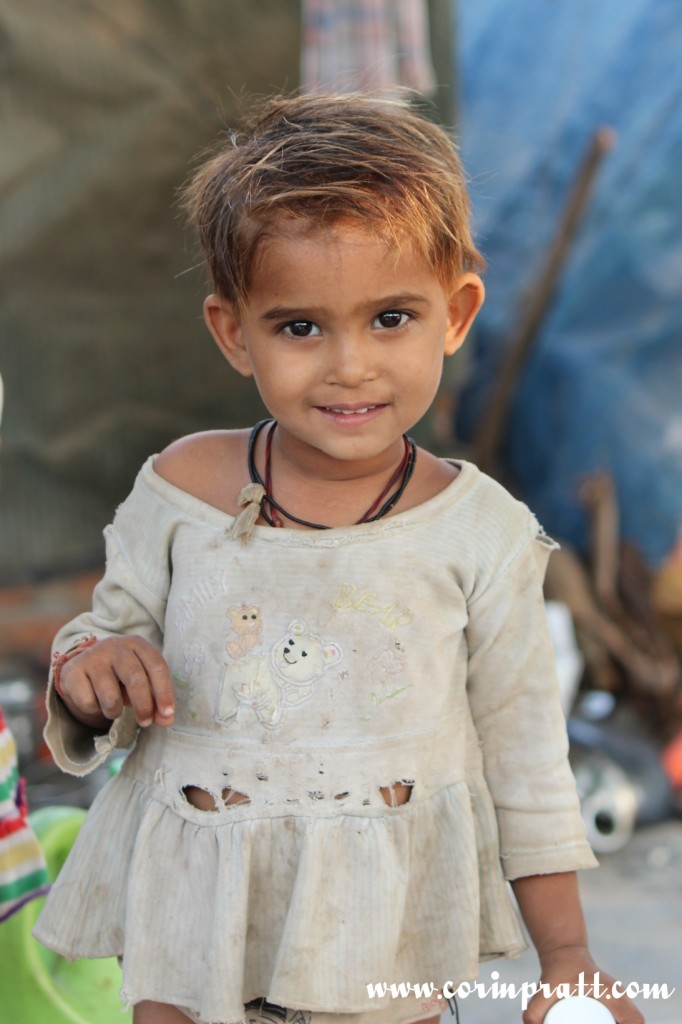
[205,220,484,478]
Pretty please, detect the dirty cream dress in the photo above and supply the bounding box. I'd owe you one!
[33,457,597,1023]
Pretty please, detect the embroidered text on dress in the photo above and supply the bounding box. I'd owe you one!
[334,583,413,631]
[175,570,232,631]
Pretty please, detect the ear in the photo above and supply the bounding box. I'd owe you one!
[203,294,254,378]
[444,273,485,356]
[323,642,343,667]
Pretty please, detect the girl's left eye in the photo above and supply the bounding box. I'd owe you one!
[373,311,410,330]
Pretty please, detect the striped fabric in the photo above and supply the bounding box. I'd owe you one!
[301,0,436,94]
[0,708,50,921]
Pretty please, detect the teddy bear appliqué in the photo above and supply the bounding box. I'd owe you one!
[217,619,343,727]
[225,604,263,659]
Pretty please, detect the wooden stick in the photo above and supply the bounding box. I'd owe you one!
[475,128,616,472]
[544,544,677,694]
[579,472,620,616]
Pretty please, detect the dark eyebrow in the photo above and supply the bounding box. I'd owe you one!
[259,294,430,323]
[259,306,324,323]
[366,294,430,309]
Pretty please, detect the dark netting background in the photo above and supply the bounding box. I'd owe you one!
[0,0,300,583]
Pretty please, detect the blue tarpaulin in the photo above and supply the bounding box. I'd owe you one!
[456,0,682,566]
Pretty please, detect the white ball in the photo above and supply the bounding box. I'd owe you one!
[544,996,615,1023]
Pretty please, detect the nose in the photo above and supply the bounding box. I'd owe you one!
[325,331,376,387]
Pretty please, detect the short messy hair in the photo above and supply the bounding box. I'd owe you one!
[181,92,484,308]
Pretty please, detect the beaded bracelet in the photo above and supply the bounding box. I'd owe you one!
[51,635,99,698]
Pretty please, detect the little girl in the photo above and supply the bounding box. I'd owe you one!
[33,94,643,1024]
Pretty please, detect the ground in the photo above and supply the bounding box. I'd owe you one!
[450,821,682,1023]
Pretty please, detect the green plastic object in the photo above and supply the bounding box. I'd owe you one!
[0,804,131,1024]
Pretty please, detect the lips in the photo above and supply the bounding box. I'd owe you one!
[316,402,386,413]
[313,403,388,427]
[314,402,388,427]
[326,405,377,415]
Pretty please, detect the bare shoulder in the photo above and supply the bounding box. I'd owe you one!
[427,450,461,483]
[153,429,252,514]
[422,449,460,490]
[402,448,459,509]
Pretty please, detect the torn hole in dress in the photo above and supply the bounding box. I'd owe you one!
[535,526,558,549]
[181,785,251,811]
[379,780,414,807]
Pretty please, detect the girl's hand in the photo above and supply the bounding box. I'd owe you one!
[57,635,175,730]
[523,946,645,1024]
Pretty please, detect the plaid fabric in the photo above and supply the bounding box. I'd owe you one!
[301,0,436,94]
[0,708,50,921]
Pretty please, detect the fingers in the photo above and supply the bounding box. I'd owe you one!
[522,990,551,1024]
[131,642,176,725]
[59,636,175,728]
[107,644,156,725]
[59,662,114,726]
[608,992,645,1024]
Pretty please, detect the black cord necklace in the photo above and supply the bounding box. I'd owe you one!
[247,419,417,530]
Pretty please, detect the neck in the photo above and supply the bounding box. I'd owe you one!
[251,420,415,529]
[272,423,408,486]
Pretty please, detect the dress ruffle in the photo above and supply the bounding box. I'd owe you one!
[33,765,526,1021]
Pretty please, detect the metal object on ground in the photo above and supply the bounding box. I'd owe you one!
[571,749,637,854]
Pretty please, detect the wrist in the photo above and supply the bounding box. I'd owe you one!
[538,943,594,970]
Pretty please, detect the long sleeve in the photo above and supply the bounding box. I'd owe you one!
[44,458,178,776]
[465,523,598,879]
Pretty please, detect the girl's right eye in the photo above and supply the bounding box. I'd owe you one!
[281,321,321,338]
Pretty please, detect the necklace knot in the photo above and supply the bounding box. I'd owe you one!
[227,482,266,544]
